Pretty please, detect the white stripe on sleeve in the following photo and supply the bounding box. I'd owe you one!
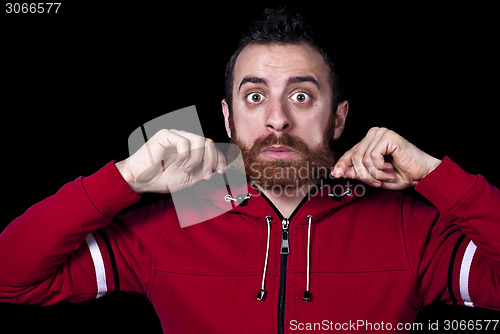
[85,233,107,298]
[459,240,477,307]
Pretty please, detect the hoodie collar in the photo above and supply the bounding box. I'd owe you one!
[199,176,367,225]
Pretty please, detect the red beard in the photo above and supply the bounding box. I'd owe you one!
[230,132,336,190]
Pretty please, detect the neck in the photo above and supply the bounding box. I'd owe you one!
[255,180,317,219]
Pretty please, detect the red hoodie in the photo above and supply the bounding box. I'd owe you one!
[0,157,499,333]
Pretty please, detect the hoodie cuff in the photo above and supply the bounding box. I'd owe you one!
[415,156,477,214]
[82,161,141,218]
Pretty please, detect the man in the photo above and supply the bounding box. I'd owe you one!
[1,7,499,334]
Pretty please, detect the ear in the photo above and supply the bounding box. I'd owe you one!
[221,99,232,138]
[333,100,349,140]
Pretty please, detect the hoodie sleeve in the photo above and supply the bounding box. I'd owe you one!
[0,161,155,305]
[403,157,500,310]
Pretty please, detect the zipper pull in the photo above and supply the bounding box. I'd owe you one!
[280,219,290,254]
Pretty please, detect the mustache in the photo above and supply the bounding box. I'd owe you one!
[248,133,311,158]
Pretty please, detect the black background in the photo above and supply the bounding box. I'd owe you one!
[1,1,499,333]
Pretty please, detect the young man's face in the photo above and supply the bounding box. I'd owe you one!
[222,43,348,189]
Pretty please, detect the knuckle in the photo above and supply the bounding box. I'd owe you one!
[157,129,170,137]
[368,127,380,135]
[371,168,382,178]
[177,152,190,161]
[151,129,167,142]
[352,151,363,162]
[202,158,212,167]
[179,137,190,147]
[358,170,372,181]
[362,155,371,165]
[194,136,205,147]
[176,146,190,156]
[384,129,396,138]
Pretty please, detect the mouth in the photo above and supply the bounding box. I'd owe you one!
[260,145,301,160]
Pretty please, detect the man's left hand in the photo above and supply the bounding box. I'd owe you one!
[332,127,441,190]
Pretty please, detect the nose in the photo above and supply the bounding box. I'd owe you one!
[266,99,291,133]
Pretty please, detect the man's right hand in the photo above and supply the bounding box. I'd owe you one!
[115,129,227,194]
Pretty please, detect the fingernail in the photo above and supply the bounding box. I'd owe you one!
[177,161,183,167]
[217,164,225,173]
[372,181,381,187]
[185,166,193,173]
[204,169,212,177]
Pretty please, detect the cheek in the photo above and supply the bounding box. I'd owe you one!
[302,131,324,148]
[231,109,260,143]
[294,114,331,145]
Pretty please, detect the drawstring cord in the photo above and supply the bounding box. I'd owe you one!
[257,215,273,301]
[303,215,313,302]
[249,185,354,303]
[256,215,314,302]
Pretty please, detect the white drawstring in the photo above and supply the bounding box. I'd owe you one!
[303,215,313,302]
[257,216,273,301]
[257,215,313,301]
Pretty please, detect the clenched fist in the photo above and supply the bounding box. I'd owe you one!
[332,127,441,190]
[116,129,227,194]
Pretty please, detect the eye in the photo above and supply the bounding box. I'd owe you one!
[246,92,265,104]
[290,91,310,103]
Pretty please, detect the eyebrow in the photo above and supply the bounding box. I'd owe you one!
[286,75,321,89]
[238,76,267,92]
[238,75,321,92]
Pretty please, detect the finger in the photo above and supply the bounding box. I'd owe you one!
[202,138,217,180]
[332,152,352,178]
[334,126,383,178]
[351,148,380,186]
[337,129,393,186]
[364,155,396,182]
[216,147,227,174]
[363,153,396,184]
[340,156,387,187]
[358,128,395,182]
[153,129,190,167]
[354,128,396,185]
[344,165,396,186]
[370,169,396,185]
[332,144,358,178]
[382,161,394,171]
[346,129,381,184]
[370,131,404,178]
[379,178,403,190]
[169,130,206,173]
[334,147,379,185]
[365,129,399,175]
[343,166,357,179]
[364,128,390,170]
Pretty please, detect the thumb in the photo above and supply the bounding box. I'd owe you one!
[332,150,354,178]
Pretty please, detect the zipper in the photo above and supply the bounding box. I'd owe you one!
[280,219,290,255]
[278,218,289,334]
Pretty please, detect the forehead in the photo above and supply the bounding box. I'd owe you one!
[233,43,330,87]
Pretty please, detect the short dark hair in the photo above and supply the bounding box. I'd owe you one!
[224,7,342,113]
